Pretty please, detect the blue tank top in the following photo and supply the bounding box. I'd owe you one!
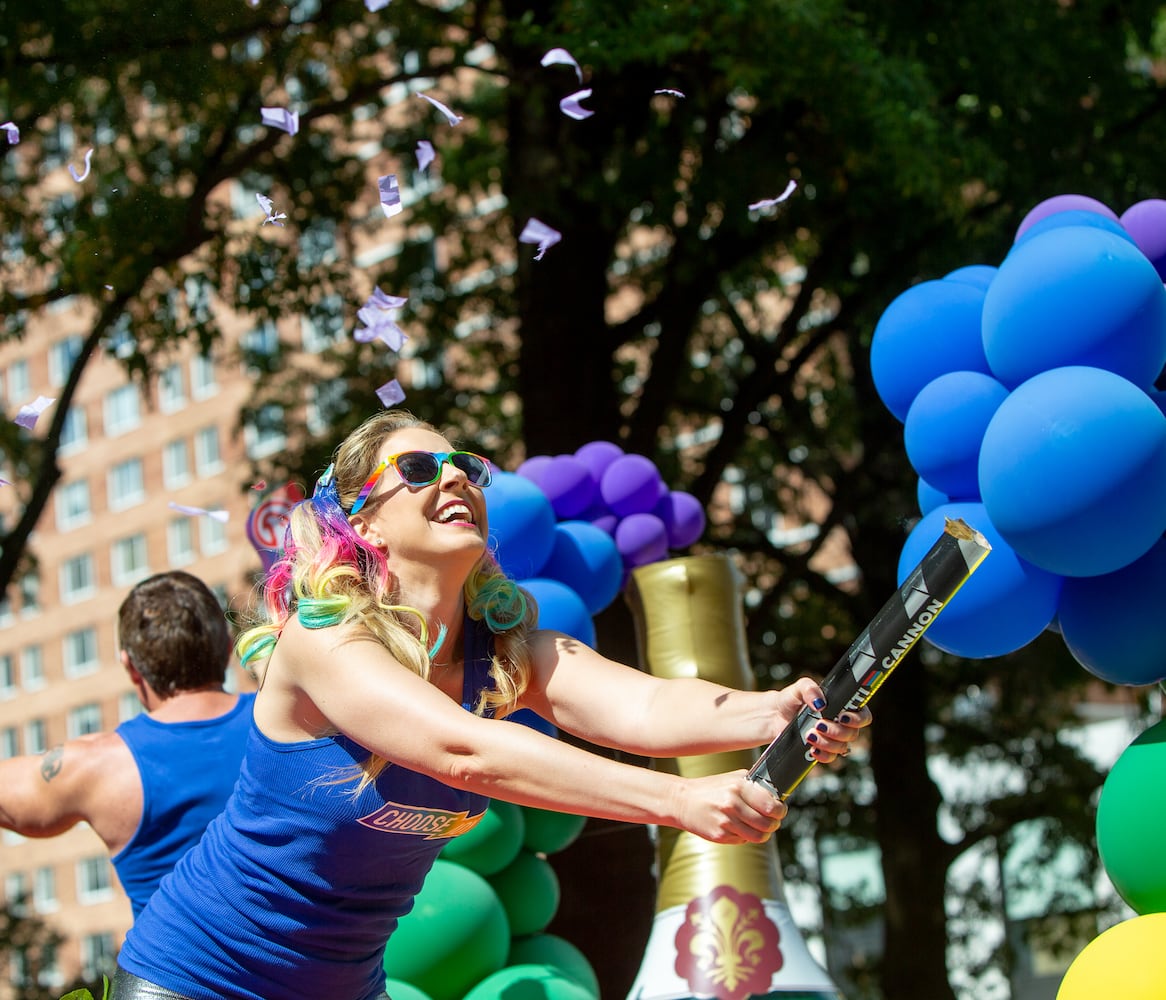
[112,693,255,918]
[118,621,494,1000]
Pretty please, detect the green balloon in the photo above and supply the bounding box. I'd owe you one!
[461,963,595,1000]
[382,860,510,1000]
[508,934,600,998]
[1097,719,1166,915]
[384,978,435,1000]
[488,849,561,936]
[440,799,525,875]
[520,806,587,855]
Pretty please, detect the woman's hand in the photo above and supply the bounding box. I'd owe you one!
[671,770,788,845]
[771,677,872,764]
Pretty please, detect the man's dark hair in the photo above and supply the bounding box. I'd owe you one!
[117,571,232,696]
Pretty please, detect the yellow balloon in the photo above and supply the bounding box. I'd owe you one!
[1057,913,1166,1000]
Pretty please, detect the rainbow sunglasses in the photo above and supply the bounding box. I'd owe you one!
[348,451,492,515]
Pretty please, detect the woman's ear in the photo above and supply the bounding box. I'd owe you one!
[349,515,386,551]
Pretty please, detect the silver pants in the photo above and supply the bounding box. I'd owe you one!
[111,966,390,1000]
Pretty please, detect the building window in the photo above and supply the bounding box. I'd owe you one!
[63,627,100,679]
[162,438,191,488]
[0,597,11,628]
[108,457,145,510]
[307,379,349,436]
[55,479,91,531]
[0,727,17,758]
[0,654,15,698]
[241,321,281,375]
[300,297,344,353]
[199,511,229,556]
[76,856,114,904]
[167,517,196,566]
[19,573,40,617]
[190,353,218,399]
[67,703,102,739]
[33,866,56,914]
[244,404,287,459]
[118,692,143,724]
[158,362,186,413]
[7,359,31,405]
[60,406,88,454]
[111,533,149,586]
[4,872,29,913]
[48,335,83,388]
[21,646,44,691]
[103,383,141,437]
[59,552,96,604]
[194,426,223,475]
[80,933,117,984]
[24,718,47,755]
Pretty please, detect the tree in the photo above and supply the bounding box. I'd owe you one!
[4,1,1165,996]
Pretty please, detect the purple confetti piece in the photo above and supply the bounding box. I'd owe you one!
[260,106,300,135]
[541,48,583,84]
[654,88,686,98]
[415,140,435,171]
[367,287,409,311]
[376,379,406,408]
[68,148,94,183]
[748,179,798,212]
[559,89,594,121]
[168,501,230,523]
[2,121,19,145]
[13,395,55,430]
[378,174,402,218]
[366,0,392,8]
[255,192,287,226]
[518,218,562,260]
[418,93,463,126]
[355,287,410,350]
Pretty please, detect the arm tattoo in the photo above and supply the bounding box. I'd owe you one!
[39,746,64,783]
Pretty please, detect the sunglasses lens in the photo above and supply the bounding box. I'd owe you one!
[452,453,492,487]
[395,452,442,486]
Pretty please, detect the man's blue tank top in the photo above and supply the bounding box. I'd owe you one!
[118,621,494,1000]
[112,693,255,917]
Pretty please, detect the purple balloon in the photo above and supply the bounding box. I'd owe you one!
[614,513,669,568]
[600,454,665,518]
[654,491,706,548]
[516,454,554,483]
[537,455,599,519]
[1120,199,1166,281]
[574,441,624,483]
[1015,194,1119,241]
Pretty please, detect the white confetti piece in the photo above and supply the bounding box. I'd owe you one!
[541,48,583,84]
[376,379,406,408]
[260,106,300,136]
[654,88,686,98]
[68,148,94,182]
[1,121,19,145]
[559,89,594,121]
[378,174,402,218]
[168,501,230,523]
[13,395,55,430]
[365,0,391,8]
[518,218,562,261]
[418,93,462,126]
[255,192,287,226]
[748,179,798,212]
[415,140,435,171]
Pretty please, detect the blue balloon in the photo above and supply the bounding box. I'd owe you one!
[917,477,949,516]
[979,366,1166,577]
[1058,538,1166,686]
[485,471,557,579]
[982,226,1166,391]
[539,520,623,615]
[904,371,1009,500]
[943,264,997,290]
[521,577,596,647]
[1012,209,1136,249]
[870,279,991,422]
[898,503,1063,659]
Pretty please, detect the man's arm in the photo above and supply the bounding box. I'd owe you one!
[0,733,142,851]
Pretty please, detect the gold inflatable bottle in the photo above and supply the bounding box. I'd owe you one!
[624,554,844,1000]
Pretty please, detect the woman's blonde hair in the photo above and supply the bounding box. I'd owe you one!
[237,410,537,791]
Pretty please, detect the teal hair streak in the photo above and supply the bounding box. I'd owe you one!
[470,575,529,633]
[298,595,349,630]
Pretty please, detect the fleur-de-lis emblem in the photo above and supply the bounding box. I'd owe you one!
[673,886,783,1000]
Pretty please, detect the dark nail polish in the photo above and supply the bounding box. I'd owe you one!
[839,714,852,724]
[807,732,818,743]
[816,722,828,733]
[812,698,826,711]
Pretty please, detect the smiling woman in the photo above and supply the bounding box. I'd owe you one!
[107,408,870,1000]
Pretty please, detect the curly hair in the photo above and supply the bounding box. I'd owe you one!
[237,410,537,790]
